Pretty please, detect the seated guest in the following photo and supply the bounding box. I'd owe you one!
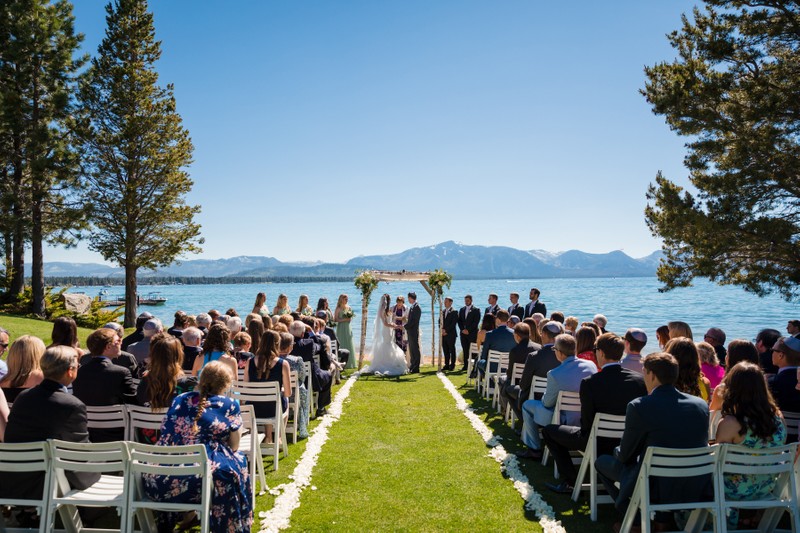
[247,317,265,357]
[580,321,602,338]
[195,312,212,338]
[595,353,710,529]
[715,362,786,527]
[227,316,243,338]
[656,325,670,350]
[248,331,291,443]
[121,311,153,350]
[703,327,727,367]
[475,310,516,379]
[0,327,9,380]
[498,323,541,420]
[620,328,647,374]
[208,309,221,322]
[709,339,760,411]
[564,316,579,336]
[278,331,309,439]
[181,327,203,373]
[523,318,543,345]
[167,310,189,339]
[0,387,7,441]
[72,328,137,442]
[129,318,163,369]
[0,346,100,519]
[756,328,781,374]
[542,332,647,493]
[233,332,254,370]
[518,334,596,460]
[593,314,608,334]
[768,336,800,416]
[574,327,598,368]
[696,341,725,390]
[144,361,252,532]
[99,322,138,374]
[516,321,564,417]
[666,337,711,402]
[136,334,197,408]
[474,313,496,353]
[789,320,800,340]
[668,320,694,340]
[49,316,85,356]
[191,322,238,380]
[290,320,331,417]
[0,335,45,402]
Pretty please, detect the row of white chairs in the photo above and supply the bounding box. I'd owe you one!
[0,439,213,533]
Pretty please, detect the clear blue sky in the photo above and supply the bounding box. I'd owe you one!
[50,0,697,265]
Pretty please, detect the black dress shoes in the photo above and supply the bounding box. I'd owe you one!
[515,448,543,460]
[545,481,574,494]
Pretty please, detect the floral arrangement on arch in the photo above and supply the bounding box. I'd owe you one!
[353,270,380,305]
[427,269,453,297]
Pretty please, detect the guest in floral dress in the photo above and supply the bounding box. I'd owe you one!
[334,294,356,369]
[392,296,408,351]
[715,362,787,528]
[144,361,252,533]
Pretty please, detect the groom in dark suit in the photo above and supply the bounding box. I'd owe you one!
[405,292,422,373]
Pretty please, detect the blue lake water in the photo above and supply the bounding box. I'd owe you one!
[67,278,799,355]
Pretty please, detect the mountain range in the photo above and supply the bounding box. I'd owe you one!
[29,241,662,280]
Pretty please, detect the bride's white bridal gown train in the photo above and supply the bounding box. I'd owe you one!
[363,311,409,376]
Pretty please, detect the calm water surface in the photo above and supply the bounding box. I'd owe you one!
[68,278,800,355]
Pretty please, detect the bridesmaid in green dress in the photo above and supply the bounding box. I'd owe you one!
[334,294,356,369]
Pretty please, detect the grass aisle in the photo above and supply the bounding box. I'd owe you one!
[284,368,542,532]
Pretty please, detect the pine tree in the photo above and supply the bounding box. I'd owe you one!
[643,1,800,301]
[75,0,202,327]
[0,0,86,312]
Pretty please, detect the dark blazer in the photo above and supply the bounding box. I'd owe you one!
[519,345,560,400]
[506,339,540,382]
[72,356,138,442]
[614,385,710,507]
[769,368,800,413]
[480,326,516,361]
[405,302,421,332]
[523,300,547,319]
[578,364,647,452]
[457,306,481,341]
[508,303,525,320]
[121,330,144,351]
[292,337,330,392]
[182,345,203,372]
[441,306,459,336]
[485,304,500,316]
[1,379,100,499]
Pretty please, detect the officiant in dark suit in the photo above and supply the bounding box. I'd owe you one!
[440,297,459,371]
[458,295,481,371]
[405,292,422,373]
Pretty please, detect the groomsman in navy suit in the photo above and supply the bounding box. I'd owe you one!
[508,292,525,320]
[440,297,459,371]
[524,288,547,318]
[458,295,481,371]
[485,293,501,316]
[405,292,422,373]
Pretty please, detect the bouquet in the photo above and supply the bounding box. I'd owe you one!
[342,308,355,319]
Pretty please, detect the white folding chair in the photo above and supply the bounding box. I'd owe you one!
[239,405,267,499]
[47,440,129,533]
[571,413,627,521]
[490,351,510,410]
[620,445,720,533]
[230,381,288,471]
[125,442,211,533]
[330,339,338,362]
[466,342,479,385]
[528,376,549,400]
[781,411,800,441]
[505,363,525,424]
[0,441,52,533]
[284,370,300,444]
[125,405,168,444]
[479,351,503,399]
[305,360,317,415]
[716,442,799,533]
[542,391,581,470]
[708,410,723,442]
[237,367,246,383]
[86,404,129,441]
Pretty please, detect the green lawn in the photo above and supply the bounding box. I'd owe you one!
[0,313,96,348]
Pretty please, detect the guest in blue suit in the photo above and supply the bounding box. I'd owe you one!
[476,310,517,379]
[517,334,596,460]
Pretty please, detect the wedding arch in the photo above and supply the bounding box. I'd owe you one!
[353,269,452,370]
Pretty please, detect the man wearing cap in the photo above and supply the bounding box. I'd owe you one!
[620,328,648,374]
[787,320,800,340]
[768,336,800,417]
[121,311,153,351]
[703,327,727,367]
[517,334,596,460]
[524,288,546,319]
[440,297,459,371]
[458,295,481,371]
[508,292,524,321]
[128,318,163,368]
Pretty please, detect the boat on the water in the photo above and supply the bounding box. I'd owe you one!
[98,289,167,307]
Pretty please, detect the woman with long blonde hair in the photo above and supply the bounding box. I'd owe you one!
[0,335,46,402]
[272,294,291,316]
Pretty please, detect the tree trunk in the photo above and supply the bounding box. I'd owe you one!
[3,229,11,285]
[8,145,24,298]
[30,201,45,316]
[124,263,138,327]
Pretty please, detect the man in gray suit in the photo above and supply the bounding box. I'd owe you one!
[405,292,422,373]
[517,334,597,460]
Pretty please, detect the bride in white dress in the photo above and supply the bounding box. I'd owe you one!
[363,294,409,376]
